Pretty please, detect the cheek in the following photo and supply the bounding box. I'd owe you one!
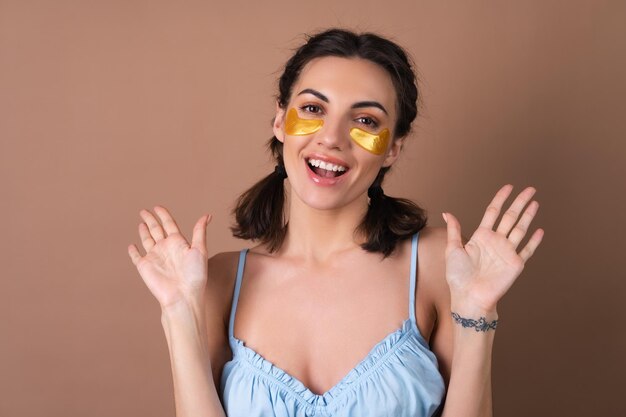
[349,128,390,155]
[282,136,310,164]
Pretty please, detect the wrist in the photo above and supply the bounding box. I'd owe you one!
[450,298,499,333]
[450,311,499,332]
[450,295,498,319]
[161,297,205,324]
[450,303,498,320]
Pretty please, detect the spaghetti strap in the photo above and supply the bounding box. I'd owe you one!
[228,248,249,340]
[409,232,419,333]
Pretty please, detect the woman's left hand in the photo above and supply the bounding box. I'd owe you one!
[442,184,544,313]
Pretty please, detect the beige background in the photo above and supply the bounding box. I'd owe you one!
[2,1,624,416]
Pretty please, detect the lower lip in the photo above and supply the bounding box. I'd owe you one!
[305,160,348,186]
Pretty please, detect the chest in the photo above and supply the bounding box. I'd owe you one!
[230,253,436,396]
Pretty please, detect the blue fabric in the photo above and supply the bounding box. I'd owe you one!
[220,232,446,417]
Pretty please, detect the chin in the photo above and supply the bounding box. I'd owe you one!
[292,184,364,212]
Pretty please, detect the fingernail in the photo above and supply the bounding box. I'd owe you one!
[442,212,448,223]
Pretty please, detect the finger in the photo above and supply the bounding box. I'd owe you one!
[139,222,155,252]
[508,200,539,249]
[443,212,464,253]
[191,214,211,256]
[128,244,143,266]
[518,228,544,262]
[154,206,182,237]
[478,184,514,230]
[139,209,165,241]
[495,186,537,236]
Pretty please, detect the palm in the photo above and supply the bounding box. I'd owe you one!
[128,207,211,309]
[444,185,544,311]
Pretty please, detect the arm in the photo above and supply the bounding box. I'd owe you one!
[161,299,227,417]
[430,185,544,417]
[128,207,228,417]
[428,231,495,417]
[438,303,497,417]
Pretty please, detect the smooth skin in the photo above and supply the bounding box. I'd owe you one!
[128,57,544,417]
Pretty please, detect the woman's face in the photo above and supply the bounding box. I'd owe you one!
[273,56,403,212]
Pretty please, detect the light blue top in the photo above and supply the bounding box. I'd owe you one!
[220,232,446,417]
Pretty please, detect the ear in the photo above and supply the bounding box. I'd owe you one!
[273,101,286,143]
[382,136,405,167]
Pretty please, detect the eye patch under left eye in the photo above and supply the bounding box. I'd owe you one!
[349,127,390,155]
[284,108,324,136]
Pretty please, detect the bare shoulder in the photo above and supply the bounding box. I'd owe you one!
[416,226,448,294]
[418,225,448,254]
[206,251,242,326]
[416,226,452,383]
[204,250,241,387]
[207,250,240,282]
[204,243,275,323]
[415,226,454,330]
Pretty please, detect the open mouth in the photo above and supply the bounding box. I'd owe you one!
[306,158,348,178]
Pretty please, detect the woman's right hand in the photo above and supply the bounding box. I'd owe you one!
[127,206,212,311]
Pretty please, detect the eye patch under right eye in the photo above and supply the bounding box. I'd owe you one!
[284,108,324,136]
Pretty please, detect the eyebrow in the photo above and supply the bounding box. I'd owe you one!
[297,88,388,115]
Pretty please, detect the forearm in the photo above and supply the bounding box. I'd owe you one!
[161,300,227,417]
[441,304,496,417]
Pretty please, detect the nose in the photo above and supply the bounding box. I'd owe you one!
[315,116,349,150]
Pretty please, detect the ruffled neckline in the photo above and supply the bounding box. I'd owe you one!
[229,317,426,407]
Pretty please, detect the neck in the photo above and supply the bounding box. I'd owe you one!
[281,191,369,262]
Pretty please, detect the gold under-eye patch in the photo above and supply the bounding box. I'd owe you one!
[284,108,324,136]
[349,127,390,155]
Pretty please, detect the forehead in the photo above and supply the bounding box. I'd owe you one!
[291,56,396,111]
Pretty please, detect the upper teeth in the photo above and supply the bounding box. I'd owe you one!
[308,158,347,172]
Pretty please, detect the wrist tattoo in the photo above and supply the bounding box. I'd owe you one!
[451,312,498,332]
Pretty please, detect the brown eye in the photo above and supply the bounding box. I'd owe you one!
[356,116,378,128]
[301,104,322,114]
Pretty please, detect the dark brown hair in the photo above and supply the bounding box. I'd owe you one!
[231,28,427,257]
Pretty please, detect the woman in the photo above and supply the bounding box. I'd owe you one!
[128,29,544,417]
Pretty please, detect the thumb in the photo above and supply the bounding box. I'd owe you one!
[191,214,212,256]
[442,212,463,253]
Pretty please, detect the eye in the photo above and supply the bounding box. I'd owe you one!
[300,104,323,114]
[356,116,379,128]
